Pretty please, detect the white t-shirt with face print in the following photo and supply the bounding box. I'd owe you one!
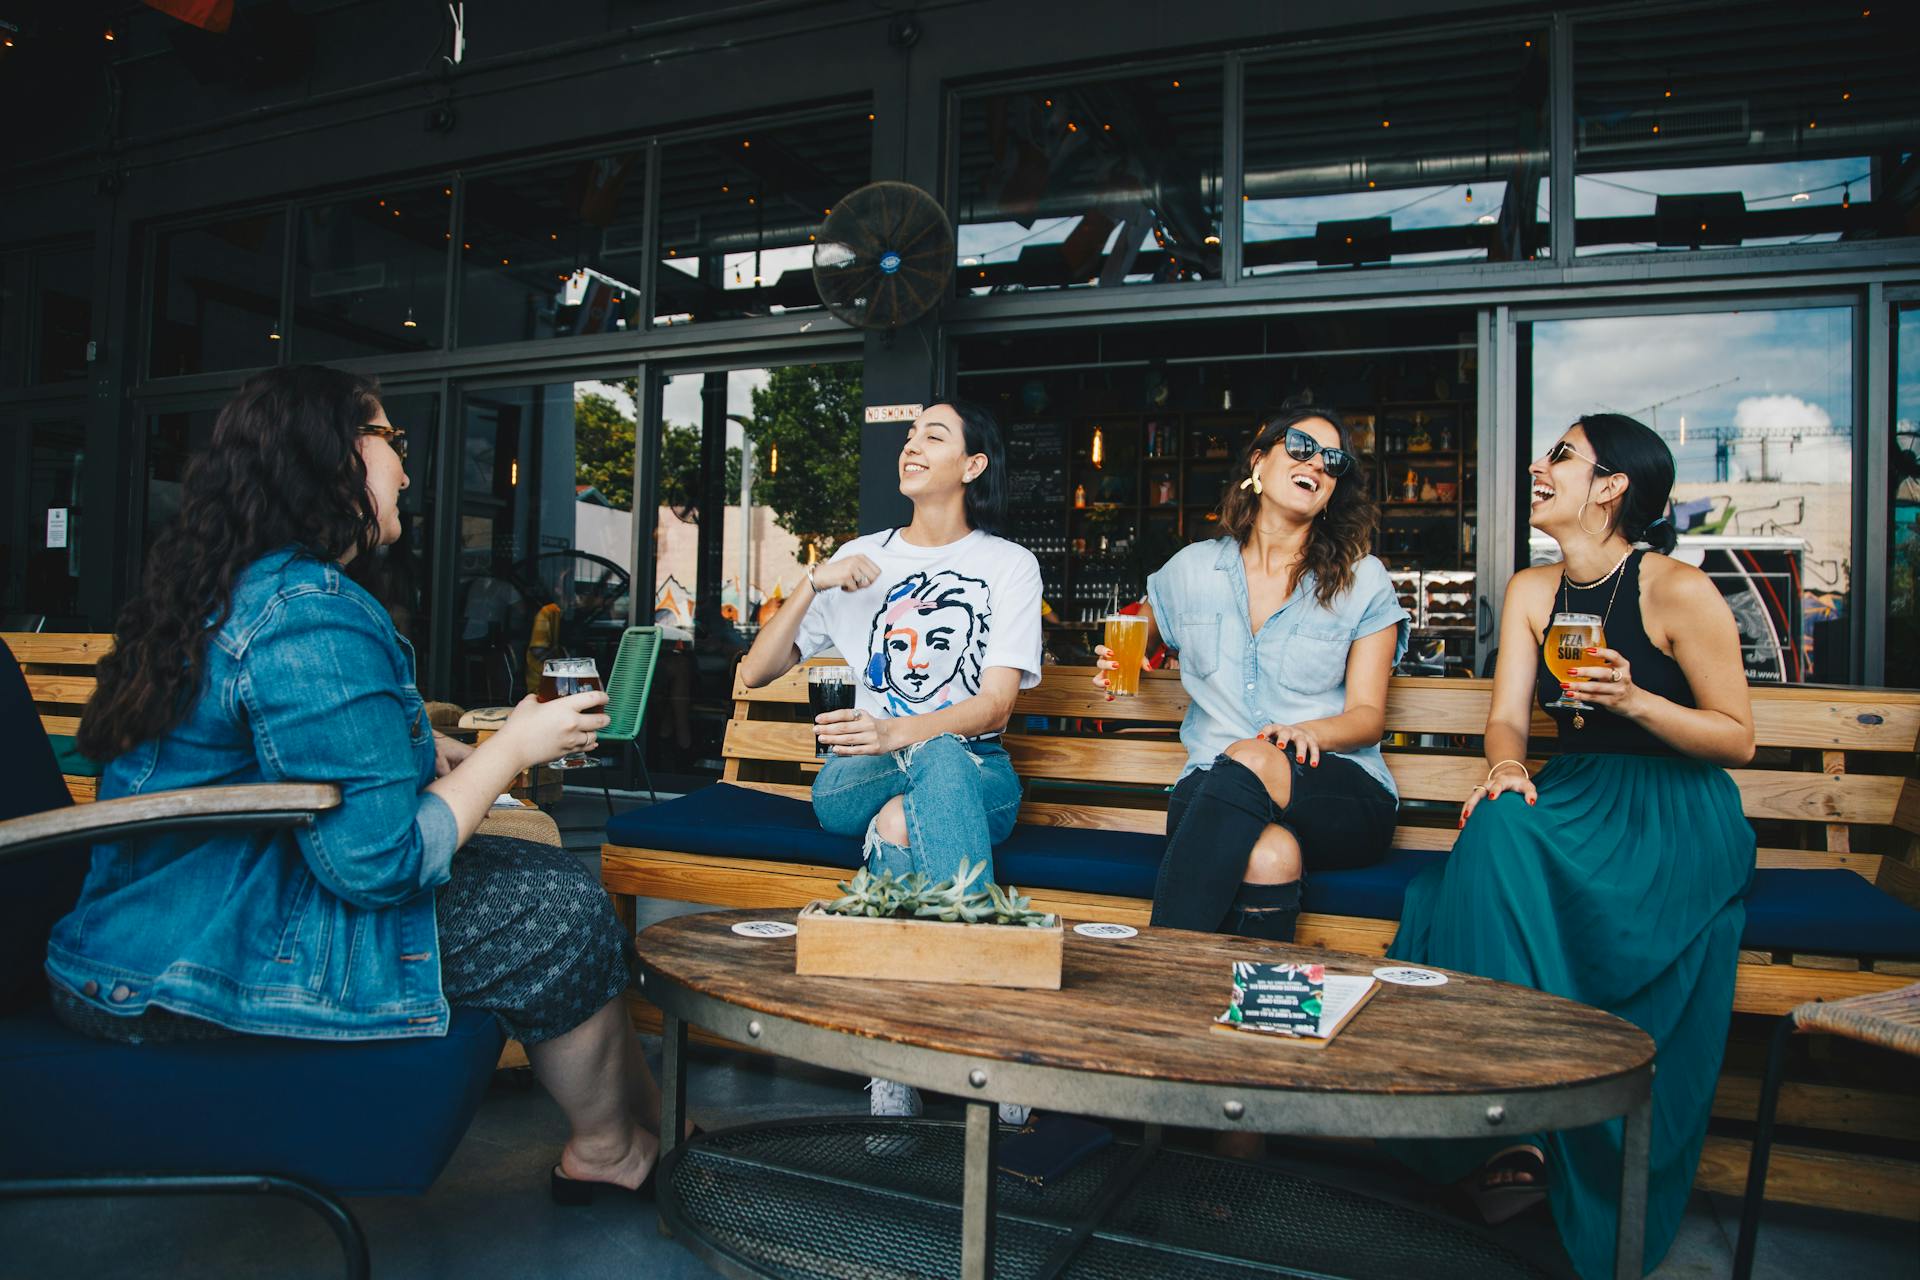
[794,528,1044,721]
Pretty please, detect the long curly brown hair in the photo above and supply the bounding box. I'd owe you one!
[1215,406,1379,608]
[80,366,384,760]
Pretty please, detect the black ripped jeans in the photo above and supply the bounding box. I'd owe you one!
[1150,751,1396,941]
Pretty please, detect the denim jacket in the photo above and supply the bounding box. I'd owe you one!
[1146,538,1410,797]
[45,549,461,1040]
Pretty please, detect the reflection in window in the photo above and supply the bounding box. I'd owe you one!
[954,71,1222,293]
[1528,308,1853,683]
[455,379,632,709]
[461,153,647,346]
[1244,29,1548,274]
[294,187,450,361]
[1889,306,1920,688]
[150,213,286,378]
[654,111,872,326]
[1574,4,1918,256]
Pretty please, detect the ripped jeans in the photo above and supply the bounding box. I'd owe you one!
[811,735,1023,886]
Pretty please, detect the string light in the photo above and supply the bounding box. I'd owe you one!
[1381,119,1391,128]
[550,232,558,240]
[1465,186,1474,204]
[1203,234,1221,245]
[1171,79,1181,88]
[402,306,418,329]
[1842,184,1851,209]
[1842,91,1851,101]
[104,27,114,41]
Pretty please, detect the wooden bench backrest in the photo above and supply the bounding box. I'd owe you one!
[725,661,1920,891]
[6,631,114,804]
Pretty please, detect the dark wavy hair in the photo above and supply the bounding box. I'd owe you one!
[938,398,1008,536]
[1216,406,1379,608]
[80,365,385,760]
[1575,412,1678,554]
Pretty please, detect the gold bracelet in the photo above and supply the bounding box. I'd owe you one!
[1486,758,1529,787]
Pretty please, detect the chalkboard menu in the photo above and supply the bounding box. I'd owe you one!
[1005,420,1068,507]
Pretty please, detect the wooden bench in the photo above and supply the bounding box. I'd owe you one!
[8,631,113,805]
[600,660,1920,1220]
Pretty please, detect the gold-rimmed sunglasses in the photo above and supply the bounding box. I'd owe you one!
[360,424,409,461]
[1546,439,1611,473]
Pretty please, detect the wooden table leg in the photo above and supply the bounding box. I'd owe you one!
[658,1010,688,1239]
[961,1101,999,1280]
[1614,1087,1652,1280]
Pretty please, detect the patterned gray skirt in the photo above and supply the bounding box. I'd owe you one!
[50,836,635,1048]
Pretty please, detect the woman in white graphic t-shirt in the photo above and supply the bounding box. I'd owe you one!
[738,400,1043,1122]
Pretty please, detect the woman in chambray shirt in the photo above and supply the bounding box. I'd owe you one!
[51,366,670,1203]
[1099,407,1408,943]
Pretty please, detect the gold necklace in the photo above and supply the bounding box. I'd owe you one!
[1559,548,1634,730]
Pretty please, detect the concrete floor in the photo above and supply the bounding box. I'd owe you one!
[5,792,1914,1279]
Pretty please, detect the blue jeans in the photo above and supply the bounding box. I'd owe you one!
[811,735,1023,885]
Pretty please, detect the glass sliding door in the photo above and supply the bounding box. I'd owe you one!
[453,375,638,709]
[1516,304,1856,683]
[647,361,861,780]
[1,412,87,628]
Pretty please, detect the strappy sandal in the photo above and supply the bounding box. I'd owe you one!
[1466,1144,1547,1226]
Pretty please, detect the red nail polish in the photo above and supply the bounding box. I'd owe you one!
[1560,682,1572,691]
[1584,647,1598,655]
[1527,797,1535,805]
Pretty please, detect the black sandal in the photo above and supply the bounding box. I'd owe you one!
[1466,1144,1547,1226]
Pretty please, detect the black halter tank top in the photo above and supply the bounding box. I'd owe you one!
[1534,549,1694,755]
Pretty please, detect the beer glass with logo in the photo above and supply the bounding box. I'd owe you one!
[538,656,604,768]
[1103,612,1149,697]
[1543,612,1604,713]
[807,666,856,757]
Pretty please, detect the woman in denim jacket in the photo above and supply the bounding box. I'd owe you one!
[1099,407,1408,944]
[49,366,667,1202]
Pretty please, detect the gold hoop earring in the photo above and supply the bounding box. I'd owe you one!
[1576,500,1611,538]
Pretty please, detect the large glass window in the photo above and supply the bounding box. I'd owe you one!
[149,212,286,377]
[0,243,93,387]
[954,69,1223,293]
[142,407,219,555]
[1574,4,1918,257]
[1524,307,1854,683]
[294,186,450,361]
[654,110,872,326]
[461,152,647,346]
[1244,28,1549,274]
[1889,304,1920,688]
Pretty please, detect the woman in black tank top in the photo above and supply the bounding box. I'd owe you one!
[1387,414,1757,1280]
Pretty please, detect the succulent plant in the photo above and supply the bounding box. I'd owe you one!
[820,856,1056,928]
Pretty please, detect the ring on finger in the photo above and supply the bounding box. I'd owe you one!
[1612,668,1623,683]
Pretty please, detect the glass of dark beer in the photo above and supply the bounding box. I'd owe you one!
[807,666,855,757]
[538,656,603,769]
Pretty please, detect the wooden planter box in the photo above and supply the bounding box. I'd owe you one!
[794,902,1064,990]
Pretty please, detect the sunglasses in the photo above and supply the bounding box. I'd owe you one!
[360,424,409,461]
[1546,439,1611,473]
[1274,426,1354,477]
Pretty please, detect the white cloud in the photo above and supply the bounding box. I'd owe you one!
[1733,394,1830,432]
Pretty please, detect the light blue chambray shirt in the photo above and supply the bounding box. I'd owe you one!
[1146,538,1411,797]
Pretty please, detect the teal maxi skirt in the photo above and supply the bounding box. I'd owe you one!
[1386,752,1755,1280]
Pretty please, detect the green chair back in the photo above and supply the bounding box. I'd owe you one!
[598,626,662,746]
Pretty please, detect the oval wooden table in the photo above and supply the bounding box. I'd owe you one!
[638,909,1655,1280]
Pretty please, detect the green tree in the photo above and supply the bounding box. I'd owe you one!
[742,363,863,556]
[573,388,637,510]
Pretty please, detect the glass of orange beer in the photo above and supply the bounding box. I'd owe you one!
[538,656,604,768]
[1543,612,1603,712]
[1103,613,1149,697]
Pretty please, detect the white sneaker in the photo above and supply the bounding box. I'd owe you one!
[867,1077,923,1118]
[997,1103,1032,1127]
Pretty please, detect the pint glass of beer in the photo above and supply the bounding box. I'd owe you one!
[538,656,604,768]
[1103,613,1149,697]
[807,666,856,757]
[1543,612,1604,712]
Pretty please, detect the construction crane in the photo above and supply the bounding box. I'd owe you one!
[1623,376,1742,446]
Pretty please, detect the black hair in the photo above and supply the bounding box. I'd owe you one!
[1575,412,1678,554]
[940,398,1008,536]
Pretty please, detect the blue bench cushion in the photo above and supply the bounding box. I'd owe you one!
[608,785,1920,958]
[0,1005,503,1194]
